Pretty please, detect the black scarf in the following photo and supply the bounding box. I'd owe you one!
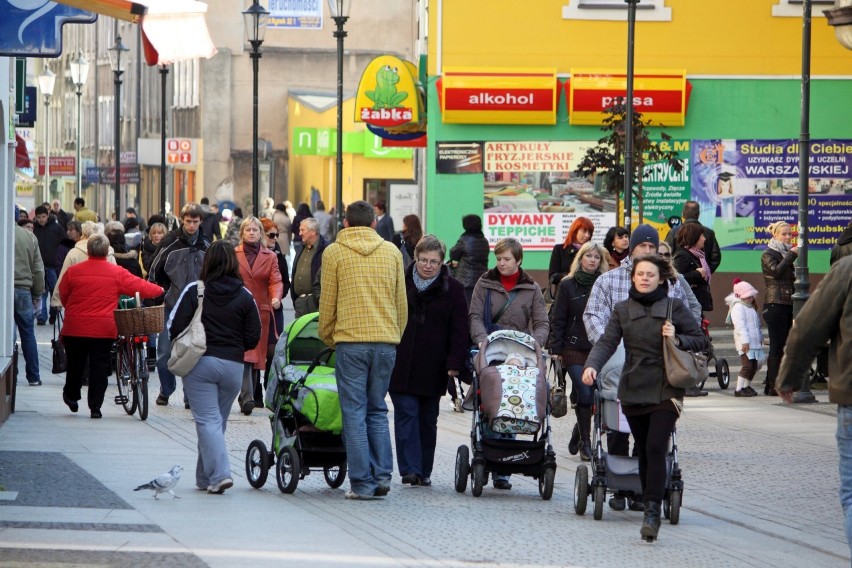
[628,284,667,305]
[572,269,599,288]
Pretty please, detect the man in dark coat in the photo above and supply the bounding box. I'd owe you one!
[373,200,395,242]
[33,205,65,325]
[290,218,328,317]
[665,201,722,273]
[832,221,852,266]
[389,236,469,486]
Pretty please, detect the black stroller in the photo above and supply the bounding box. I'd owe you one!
[697,318,731,390]
[454,330,557,500]
[573,374,683,523]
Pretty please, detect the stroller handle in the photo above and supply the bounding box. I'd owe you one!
[306,347,335,374]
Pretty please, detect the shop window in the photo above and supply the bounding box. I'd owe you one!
[772,0,833,18]
[562,0,671,22]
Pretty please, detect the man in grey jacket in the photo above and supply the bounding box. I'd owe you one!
[14,206,45,386]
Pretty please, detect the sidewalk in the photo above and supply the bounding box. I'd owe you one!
[0,323,848,567]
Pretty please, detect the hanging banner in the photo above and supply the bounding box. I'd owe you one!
[691,139,852,252]
[268,0,323,29]
[482,141,615,250]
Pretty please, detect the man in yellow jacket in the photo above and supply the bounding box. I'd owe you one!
[319,200,407,500]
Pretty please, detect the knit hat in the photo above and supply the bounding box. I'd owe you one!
[732,278,758,299]
[221,208,233,221]
[629,224,660,253]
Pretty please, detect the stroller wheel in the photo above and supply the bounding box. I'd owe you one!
[667,489,682,525]
[276,446,300,494]
[573,465,589,515]
[454,446,470,493]
[245,440,270,489]
[323,462,347,489]
[716,359,730,390]
[471,463,485,497]
[593,485,606,521]
[539,467,555,501]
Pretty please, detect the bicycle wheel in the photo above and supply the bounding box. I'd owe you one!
[134,343,148,421]
[115,340,137,415]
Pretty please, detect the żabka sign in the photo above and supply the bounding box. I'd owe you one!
[568,68,690,126]
[440,67,558,125]
[354,55,422,129]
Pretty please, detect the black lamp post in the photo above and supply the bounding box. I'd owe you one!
[159,63,169,215]
[69,52,89,199]
[108,35,129,222]
[329,0,352,232]
[243,0,269,217]
[37,68,56,205]
[623,0,638,233]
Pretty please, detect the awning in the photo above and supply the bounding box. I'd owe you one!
[53,0,216,65]
[15,134,30,169]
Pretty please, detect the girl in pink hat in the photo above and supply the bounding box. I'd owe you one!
[726,278,765,397]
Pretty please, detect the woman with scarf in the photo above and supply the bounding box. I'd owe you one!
[761,220,799,396]
[547,242,609,461]
[235,217,284,414]
[582,255,706,543]
[604,226,630,269]
[389,235,469,487]
[672,223,713,315]
[548,217,594,298]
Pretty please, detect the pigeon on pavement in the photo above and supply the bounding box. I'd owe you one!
[134,465,183,499]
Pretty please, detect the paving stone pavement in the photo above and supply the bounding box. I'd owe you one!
[0,321,847,567]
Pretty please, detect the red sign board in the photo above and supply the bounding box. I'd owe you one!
[38,156,76,176]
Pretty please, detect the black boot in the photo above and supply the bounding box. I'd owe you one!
[641,501,662,542]
[765,355,781,396]
[576,407,593,462]
[568,423,580,455]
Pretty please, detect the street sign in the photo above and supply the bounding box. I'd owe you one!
[0,1,96,56]
[38,156,76,176]
[85,166,140,185]
[166,138,198,167]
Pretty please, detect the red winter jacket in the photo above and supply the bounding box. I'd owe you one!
[58,257,164,338]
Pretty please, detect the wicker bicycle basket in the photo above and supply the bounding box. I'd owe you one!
[114,305,165,336]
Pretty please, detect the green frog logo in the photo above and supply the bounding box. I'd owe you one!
[366,65,408,109]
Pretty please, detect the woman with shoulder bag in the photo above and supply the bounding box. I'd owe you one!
[761,221,798,396]
[582,255,706,543]
[547,242,609,461]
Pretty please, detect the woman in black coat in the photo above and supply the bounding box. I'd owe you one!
[761,220,798,396]
[548,216,594,297]
[449,214,490,305]
[389,235,469,487]
[672,222,713,314]
[583,255,706,543]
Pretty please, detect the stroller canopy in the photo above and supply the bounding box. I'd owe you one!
[483,330,538,368]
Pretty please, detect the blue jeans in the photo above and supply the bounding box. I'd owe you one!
[156,330,177,397]
[837,405,852,555]
[335,343,395,497]
[567,364,593,408]
[13,289,40,383]
[39,267,57,323]
[183,356,242,488]
[390,393,440,479]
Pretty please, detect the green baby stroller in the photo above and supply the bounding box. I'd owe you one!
[245,312,346,493]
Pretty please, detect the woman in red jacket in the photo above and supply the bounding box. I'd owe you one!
[59,234,164,418]
[235,217,284,415]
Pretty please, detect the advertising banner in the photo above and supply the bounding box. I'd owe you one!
[691,139,852,251]
[436,142,483,174]
[38,157,76,177]
[268,0,322,29]
[482,141,616,250]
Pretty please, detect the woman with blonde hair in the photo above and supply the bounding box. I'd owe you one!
[761,220,799,395]
[235,216,284,414]
[548,242,609,461]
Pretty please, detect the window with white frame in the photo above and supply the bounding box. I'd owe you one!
[562,0,671,21]
[772,0,833,17]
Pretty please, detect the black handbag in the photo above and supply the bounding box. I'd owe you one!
[548,358,568,418]
[51,312,68,374]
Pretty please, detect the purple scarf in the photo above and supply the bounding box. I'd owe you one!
[689,246,711,283]
[243,240,261,268]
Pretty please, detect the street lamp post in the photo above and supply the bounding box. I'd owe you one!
[160,64,169,215]
[69,52,90,199]
[328,0,352,232]
[623,0,638,233]
[243,0,269,217]
[37,68,56,206]
[109,36,129,222]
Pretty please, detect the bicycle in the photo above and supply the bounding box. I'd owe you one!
[113,297,164,421]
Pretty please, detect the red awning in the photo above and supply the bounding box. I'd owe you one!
[15,134,30,169]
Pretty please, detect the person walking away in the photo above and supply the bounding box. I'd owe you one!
[318,200,407,499]
[761,220,798,396]
[59,234,163,418]
[55,221,82,272]
[14,206,45,386]
[776,255,852,555]
[373,200,395,242]
[394,214,422,269]
[170,241,261,493]
[449,214,490,307]
[272,203,293,267]
[665,200,722,273]
[389,235,469,487]
[582,255,706,543]
[259,197,276,219]
[33,205,65,325]
[291,218,327,318]
[149,203,209,407]
[548,242,608,461]
[468,237,549,490]
[199,197,222,242]
[725,278,763,397]
[235,217,284,414]
[313,200,335,243]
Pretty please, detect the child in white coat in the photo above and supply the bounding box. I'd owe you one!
[726,278,765,397]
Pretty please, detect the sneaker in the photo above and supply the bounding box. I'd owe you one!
[63,393,78,413]
[345,490,378,500]
[373,485,390,497]
[28,380,42,386]
[735,389,747,397]
[155,394,169,406]
[401,473,421,486]
[90,409,102,419]
[609,496,626,511]
[745,386,759,396]
[207,478,234,494]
